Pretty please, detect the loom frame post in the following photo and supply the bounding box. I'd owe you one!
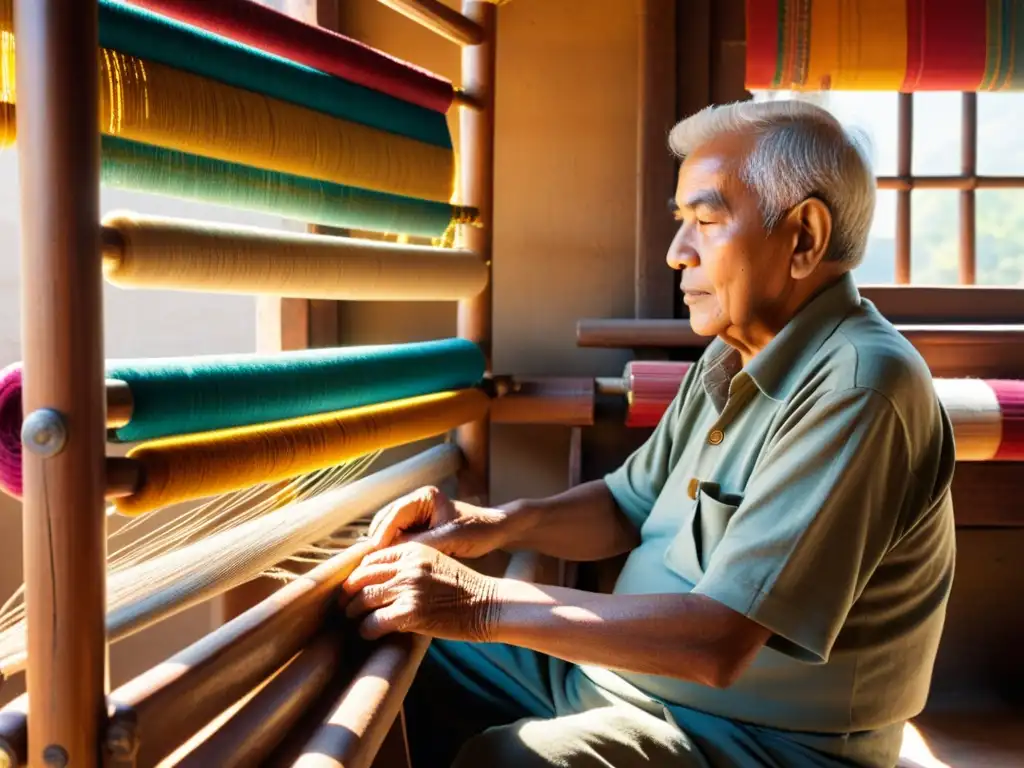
[15,0,108,764]
[456,0,496,504]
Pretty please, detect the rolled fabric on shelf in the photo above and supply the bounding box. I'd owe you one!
[620,360,1024,461]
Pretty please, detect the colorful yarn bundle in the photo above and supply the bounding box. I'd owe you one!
[0,0,456,204]
[0,339,486,498]
[122,0,455,112]
[624,361,691,428]
[115,388,489,516]
[0,364,21,500]
[746,0,1024,92]
[621,360,1024,461]
[102,212,488,301]
[98,0,450,147]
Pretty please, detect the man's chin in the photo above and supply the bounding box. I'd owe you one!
[686,315,719,337]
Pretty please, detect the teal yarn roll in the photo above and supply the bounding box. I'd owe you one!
[101,136,461,238]
[100,0,451,148]
[108,338,486,443]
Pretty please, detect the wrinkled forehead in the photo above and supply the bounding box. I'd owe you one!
[674,133,758,210]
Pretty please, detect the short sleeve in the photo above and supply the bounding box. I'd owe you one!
[692,387,911,663]
[603,366,697,530]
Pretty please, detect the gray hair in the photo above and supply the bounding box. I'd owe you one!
[668,100,876,268]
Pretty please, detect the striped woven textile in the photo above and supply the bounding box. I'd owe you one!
[622,360,1024,461]
[746,0,1024,92]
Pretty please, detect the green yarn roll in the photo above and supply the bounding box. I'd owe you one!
[100,0,451,148]
[107,338,486,443]
[101,136,461,237]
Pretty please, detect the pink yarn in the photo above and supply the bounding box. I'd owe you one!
[989,379,1024,461]
[0,363,23,498]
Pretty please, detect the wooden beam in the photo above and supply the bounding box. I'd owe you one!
[15,0,108,764]
[456,1,496,504]
[634,0,677,319]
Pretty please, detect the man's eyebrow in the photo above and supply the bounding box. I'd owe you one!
[680,189,730,212]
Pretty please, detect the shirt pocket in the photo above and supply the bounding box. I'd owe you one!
[663,482,743,583]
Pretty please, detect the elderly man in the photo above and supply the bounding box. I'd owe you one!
[342,99,957,768]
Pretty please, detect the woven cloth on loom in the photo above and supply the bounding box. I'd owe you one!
[0,15,454,202]
[123,0,453,112]
[106,338,486,442]
[745,0,1023,92]
[622,361,1024,461]
[102,212,488,302]
[96,0,450,147]
[114,388,489,516]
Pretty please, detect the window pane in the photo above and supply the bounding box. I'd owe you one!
[912,92,961,176]
[978,93,1024,176]
[910,191,959,285]
[854,189,897,284]
[750,90,897,177]
[976,190,1024,286]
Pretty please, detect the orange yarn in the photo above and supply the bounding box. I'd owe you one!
[114,389,489,516]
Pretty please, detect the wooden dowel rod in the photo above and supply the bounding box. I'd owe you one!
[451,88,484,111]
[877,175,1024,191]
[105,457,143,499]
[290,633,431,768]
[577,318,1024,349]
[489,377,595,426]
[456,0,496,504]
[103,542,375,768]
[372,0,485,45]
[15,0,108,764]
[960,93,978,286]
[895,93,913,284]
[174,633,344,768]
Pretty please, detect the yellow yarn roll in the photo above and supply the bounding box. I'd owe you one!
[0,33,453,202]
[103,211,488,301]
[114,388,489,517]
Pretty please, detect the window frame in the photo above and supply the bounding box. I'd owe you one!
[877,92,1024,290]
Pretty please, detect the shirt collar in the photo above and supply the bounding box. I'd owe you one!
[702,272,862,404]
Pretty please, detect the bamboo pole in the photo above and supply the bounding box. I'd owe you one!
[14,0,108,765]
[456,0,496,504]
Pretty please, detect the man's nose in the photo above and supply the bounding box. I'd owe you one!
[666,227,699,270]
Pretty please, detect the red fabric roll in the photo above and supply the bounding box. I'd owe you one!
[625,361,690,428]
[989,379,1024,460]
[125,0,454,113]
[901,0,988,91]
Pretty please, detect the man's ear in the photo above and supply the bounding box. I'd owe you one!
[789,197,832,279]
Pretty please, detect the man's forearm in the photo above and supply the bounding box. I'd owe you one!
[498,480,640,562]
[484,579,769,688]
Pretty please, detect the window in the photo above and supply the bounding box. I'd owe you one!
[752,90,1024,288]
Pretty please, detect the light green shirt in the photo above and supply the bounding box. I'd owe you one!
[595,273,957,739]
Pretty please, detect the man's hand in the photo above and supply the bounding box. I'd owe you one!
[341,542,501,642]
[367,486,516,560]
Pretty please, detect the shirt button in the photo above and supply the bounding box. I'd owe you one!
[708,428,724,445]
[687,478,699,499]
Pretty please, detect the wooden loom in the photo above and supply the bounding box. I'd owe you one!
[0,0,509,765]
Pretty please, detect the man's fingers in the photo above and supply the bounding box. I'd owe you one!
[344,579,399,618]
[359,603,408,641]
[341,561,400,595]
[369,487,439,547]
